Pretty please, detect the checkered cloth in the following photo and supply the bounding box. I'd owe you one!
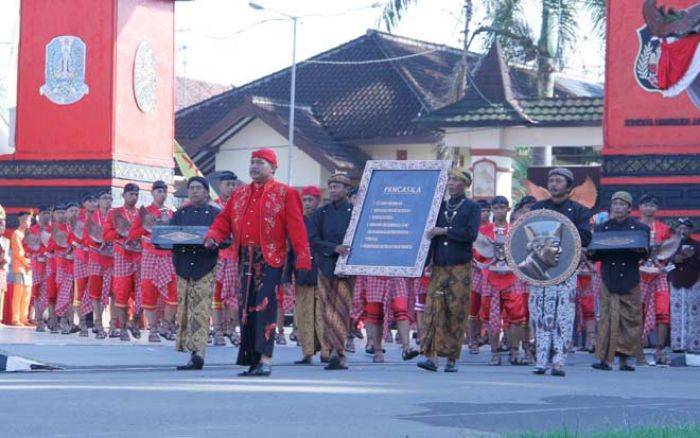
[276,282,296,313]
[352,276,409,336]
[113,249,142,313]
[141,250,175,301]
[73,248,89,279]
[471,262,486,296]
[113,249,139,277]
[87,249,112,307]
[482,278,528,335]
[215,257,239,310]
[640,273,670,337]
[31,256,46,286]
[37,254,55,313]
[575,273,596,333]
[55,262,74,317]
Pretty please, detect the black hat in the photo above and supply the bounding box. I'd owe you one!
[81,192,98,203]
[638,194,660,206]
[38,204,52,213]
[66,201,79,209]
[491,196,510,207]
[123,183,140,194]
[53,203,68,211]
[477,199,491,209]
[152,180,168,191]
[215,171,237,182]
[97,189,112,198]
[187,176,210,191]
[677,217,694,228]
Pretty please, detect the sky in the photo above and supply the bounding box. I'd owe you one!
[0,0,604,112]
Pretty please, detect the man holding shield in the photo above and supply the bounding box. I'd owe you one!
[528,168,592,377]
[418,170,481,373]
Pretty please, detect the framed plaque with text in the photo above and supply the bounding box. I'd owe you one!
[335,160,451,277]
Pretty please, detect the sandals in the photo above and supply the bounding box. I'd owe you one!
[489,354,502,366]
[345,338,356,353]
[468,343,480,355]
[592,361,613,371]
[373,352,385,363]
[148,332,161,343]
[289,330,299,342]
[509,356,528,366]
[655,351,670,367]
[620,364,636,372]
[402,349,419,361]
[213,333,227,346]
[276,333,287,345]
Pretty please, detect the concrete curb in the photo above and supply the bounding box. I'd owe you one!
[0,351,60,372]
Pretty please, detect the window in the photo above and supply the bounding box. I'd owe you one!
[396,150,408,160]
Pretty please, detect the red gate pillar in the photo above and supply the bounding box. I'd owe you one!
[0,0,176,222]
[602,0,700,227]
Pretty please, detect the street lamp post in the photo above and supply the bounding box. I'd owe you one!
[249,2,297,186]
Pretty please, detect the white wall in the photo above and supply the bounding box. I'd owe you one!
[359,142,437,161]
[215,118,323,187]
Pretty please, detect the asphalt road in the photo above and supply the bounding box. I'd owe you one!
[1,327,699,438]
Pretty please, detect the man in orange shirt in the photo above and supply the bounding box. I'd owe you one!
[9,211,33,326]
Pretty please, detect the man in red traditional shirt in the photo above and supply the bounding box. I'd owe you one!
[212,171,241,346]
[104,183,142,341]
[87,191,114,339]
[72,193,98,336]
[637,194,673,365]
[467,199,492,354]
[206,148,312,377]
[129,180,176,343]
[52,202,82,334]
[479,197,529,365]
[28,206,52,331]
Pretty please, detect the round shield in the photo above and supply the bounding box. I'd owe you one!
[505,209,582,287]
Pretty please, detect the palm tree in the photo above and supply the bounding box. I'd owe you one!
[379,0,607,165]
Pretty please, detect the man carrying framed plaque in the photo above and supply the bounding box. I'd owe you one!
[417,170,481,373]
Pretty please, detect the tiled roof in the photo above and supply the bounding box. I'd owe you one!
[417,42,603,128]
[175,30,602,173]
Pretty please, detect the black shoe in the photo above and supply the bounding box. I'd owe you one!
[237,366,255,377]
[592,362,612,371]
[417,359,438,372]
[176,354,204,371]
[402,349,419,361]
[294,356,312,365]
[551,368,566,377]
[320,355,330,364]
[444,361,458,373]
[248,363,272,377]
[532,367,547,375]
[324,356,348,370]
[365,346,375,355]
[619,364,636,372]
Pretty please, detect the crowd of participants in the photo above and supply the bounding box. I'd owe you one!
[0,151,698,377]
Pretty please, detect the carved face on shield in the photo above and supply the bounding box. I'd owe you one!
[517,221,563,280]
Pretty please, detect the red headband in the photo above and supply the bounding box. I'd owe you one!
[301,186,321,198]
[251,148,277,167]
